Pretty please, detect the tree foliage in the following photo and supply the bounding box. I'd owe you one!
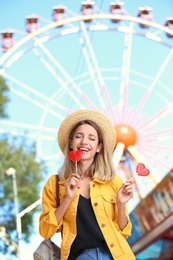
[0,137,47,255]
[0,76,10,118]
[0,75,47,256]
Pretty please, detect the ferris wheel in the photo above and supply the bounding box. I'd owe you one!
[0,1,173,209]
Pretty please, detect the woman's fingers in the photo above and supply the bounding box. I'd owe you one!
[65,174,80,190]
[122,181,133,196]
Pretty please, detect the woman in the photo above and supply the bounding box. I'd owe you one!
[39,109,135,260]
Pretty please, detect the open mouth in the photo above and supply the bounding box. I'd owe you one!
[78,147,90,152]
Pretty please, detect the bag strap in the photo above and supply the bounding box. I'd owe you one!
[56,174,60,207]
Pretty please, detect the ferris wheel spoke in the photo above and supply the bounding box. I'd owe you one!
[66,7,79,18]
[33,45,86,109]
[118,22,134,121]
[80,44,105,109]
[113,142,125,168]
[10,87,64,119]
[141,149,172,171]
[136,130,173,174]
[139,134,173,149]
[134,103,173,133]
[124,107,135,124]
[131,114,146,128]
[3,73,66,120]
[149,47,173,91]
[0,120,57,140]
[115,104,123,124]
[35,42,100,110]
[42,151,62,161]
[81,22,115,118]
[139,127,173,138]
[142,142,173,153]
[138,130,173,154]
[130,47,173,121]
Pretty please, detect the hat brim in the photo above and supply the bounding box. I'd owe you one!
[58,110,116,153]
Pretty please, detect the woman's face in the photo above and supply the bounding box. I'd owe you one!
[70,124,102,162]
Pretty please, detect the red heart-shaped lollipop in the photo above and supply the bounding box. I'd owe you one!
[136,163,150,176]
[68,150,83,162]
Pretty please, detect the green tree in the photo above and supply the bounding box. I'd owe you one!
[0,76,10,118]
[0,75,47,256]
[0,137,46,256]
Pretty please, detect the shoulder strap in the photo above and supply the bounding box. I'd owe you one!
[56,174,60,207]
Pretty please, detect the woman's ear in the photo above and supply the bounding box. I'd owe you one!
[97,143,102,153]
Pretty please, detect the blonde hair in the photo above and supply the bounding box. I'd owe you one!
[59,120,116,181]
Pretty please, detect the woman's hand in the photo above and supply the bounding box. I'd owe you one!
[64,174,81,200]
[117,180,133,206]
[116,180,133,230]
[54,174,80,223]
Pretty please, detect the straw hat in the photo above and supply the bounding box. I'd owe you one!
[58,109,116,153]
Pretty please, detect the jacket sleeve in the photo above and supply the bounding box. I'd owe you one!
[113,176,132,239]
[39,175,63,239]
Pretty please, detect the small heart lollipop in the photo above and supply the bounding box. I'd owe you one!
[68,150,83,174]
[68,150,83,162]
[128,163,150,181]
[136,163,150,176]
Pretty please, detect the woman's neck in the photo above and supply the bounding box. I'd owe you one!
[79,159,93,178]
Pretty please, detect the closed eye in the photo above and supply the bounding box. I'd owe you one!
[75,134,83,139]
[89,137,96,141]
[74,133,97,141]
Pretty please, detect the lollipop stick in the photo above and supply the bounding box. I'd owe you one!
[128,176,135,181]
[75,162,77,174]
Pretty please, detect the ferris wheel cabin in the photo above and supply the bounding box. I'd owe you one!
[110,2,125,23]
[165,17,173,38]
[81,1,95,22]
[26,15,39,33]
[1,30,14,52]
[137,6,153,28]
[53,6,66,23]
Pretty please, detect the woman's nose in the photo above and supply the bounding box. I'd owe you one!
[81,136,87,144]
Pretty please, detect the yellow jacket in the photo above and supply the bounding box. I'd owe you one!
[39,175,136,260]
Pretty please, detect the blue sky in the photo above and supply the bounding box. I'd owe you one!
[0,0,173,259]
